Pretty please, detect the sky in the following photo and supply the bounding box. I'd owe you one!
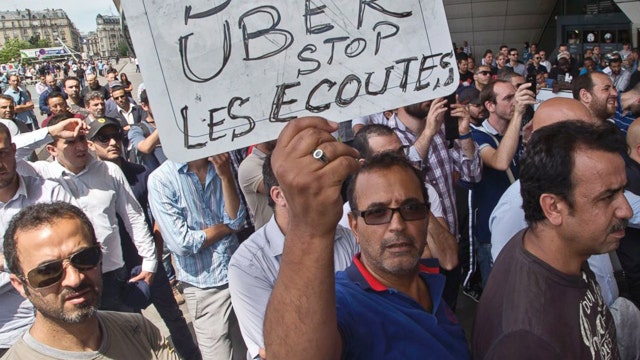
[1,0,118,34]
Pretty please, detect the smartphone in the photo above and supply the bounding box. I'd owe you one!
[443,93,459,147]
[526,73,537,93]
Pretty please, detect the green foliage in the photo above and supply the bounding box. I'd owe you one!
[117,41,129,57]
[0,38,31,63]
[28,34,51,48]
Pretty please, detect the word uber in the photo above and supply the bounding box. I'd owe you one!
[178,1,454,148]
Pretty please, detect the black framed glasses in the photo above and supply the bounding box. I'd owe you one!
[21,245,102,289]
[352,203,428,225]
[93,131,123,143]
[477,71,491,76]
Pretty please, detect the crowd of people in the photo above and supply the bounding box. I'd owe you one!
[0,38,639,360]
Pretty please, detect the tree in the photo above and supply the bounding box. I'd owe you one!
[28,34,51,48]
[0,38,31,63]
[117,41,129,58]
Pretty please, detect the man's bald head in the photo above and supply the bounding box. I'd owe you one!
[531,98,597,132]
[627,117,640,163]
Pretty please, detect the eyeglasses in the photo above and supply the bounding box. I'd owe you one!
[21,245,102,289]
[477,71,491,76]
[534,57,541,60]
[353,203,428,225]
[510,53,518,56]
[93,131,123,143]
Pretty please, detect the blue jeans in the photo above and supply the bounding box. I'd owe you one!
[476,241,494,289]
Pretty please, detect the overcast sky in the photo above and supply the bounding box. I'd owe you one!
[1,0,118,34]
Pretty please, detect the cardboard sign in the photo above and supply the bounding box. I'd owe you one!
[122,0,458,161]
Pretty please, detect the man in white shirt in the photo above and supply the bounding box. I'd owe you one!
[0,123,75,356]
[13,114,158,312]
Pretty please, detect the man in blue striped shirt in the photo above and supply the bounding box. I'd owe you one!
[148,154,247,360]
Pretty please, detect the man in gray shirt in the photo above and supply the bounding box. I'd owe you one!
[228,154,358,360]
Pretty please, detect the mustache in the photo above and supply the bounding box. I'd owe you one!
[381,233,417,248]
[61,282,96,299]
[611,220,628,233]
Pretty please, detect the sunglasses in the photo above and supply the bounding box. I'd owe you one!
[477,71,491,76]
[510,53,518,56]
[534,57,541,60]
[21,245,102,289]
[93,132,123,143]
[353,203,428,225]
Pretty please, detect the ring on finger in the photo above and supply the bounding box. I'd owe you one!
[312,148,329,164]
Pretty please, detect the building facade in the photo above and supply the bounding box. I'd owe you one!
[0,8,81,51]
[82,31,100,59]
[96,14,122,58]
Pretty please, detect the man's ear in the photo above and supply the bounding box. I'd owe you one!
[579,89,592,104]
[45,143,57,158]
[484,100,496,114]
[270,186,287,208]
[9,274,28,298]
[539,193,565,226]
[86,140,96,151]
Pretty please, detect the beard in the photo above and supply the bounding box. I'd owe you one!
[404,103,430,119]
[27,281,101,324]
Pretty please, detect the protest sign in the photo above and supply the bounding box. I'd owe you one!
[122,0,458,161]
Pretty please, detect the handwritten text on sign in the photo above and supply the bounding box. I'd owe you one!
[122,0,458,161]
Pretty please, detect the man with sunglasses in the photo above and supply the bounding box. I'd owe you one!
[263,119,469,359]
[106,84,142,128]
[506,48,526,77]
[2,202,178,359]
[526,53,548,77]
[473,65,492,92]
[13,114,158,313]
[0,123,76,356]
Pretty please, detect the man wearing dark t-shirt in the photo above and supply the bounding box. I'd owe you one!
[473,121,629,359]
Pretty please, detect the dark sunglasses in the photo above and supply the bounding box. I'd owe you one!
[477,71,491,76]
[93,132,123,143]
[510,53,518,56]
[534,57,541,60]
[353,203,428,225]
[21,245,102,289]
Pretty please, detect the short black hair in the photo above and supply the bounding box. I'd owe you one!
[351,124,396,160]
[572,72,596,100]
[4,202,97,276]
[520,121,626,225]
[46,91,65,104]
[347,152,428,212]
[262,153,278,208]
[140,90,149,106]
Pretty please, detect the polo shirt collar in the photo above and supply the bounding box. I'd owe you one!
[481,119,500,135]
[1,175,27,206]
[346,254,441,290]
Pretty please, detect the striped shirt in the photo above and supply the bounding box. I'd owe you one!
[388,114,482,238]
[148,160,246,288]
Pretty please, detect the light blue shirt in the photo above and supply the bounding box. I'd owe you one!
[488,180,640,307]
[148,160,246,288]
[228,216,358,359]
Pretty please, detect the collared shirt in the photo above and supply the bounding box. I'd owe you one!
[335,255,470,359]
[388,114,482,237]
[14,132,157,274]
[610,68,632,93]
[148,160,246,288]
[228,216,358,359]
[0,175,75,349]
[4,87,34,125]
[118,105,135,125]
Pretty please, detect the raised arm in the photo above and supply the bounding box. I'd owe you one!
[263,117,359,360]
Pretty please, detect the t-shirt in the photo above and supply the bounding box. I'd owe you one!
[1,311,179,360]
[473,230,619,359]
